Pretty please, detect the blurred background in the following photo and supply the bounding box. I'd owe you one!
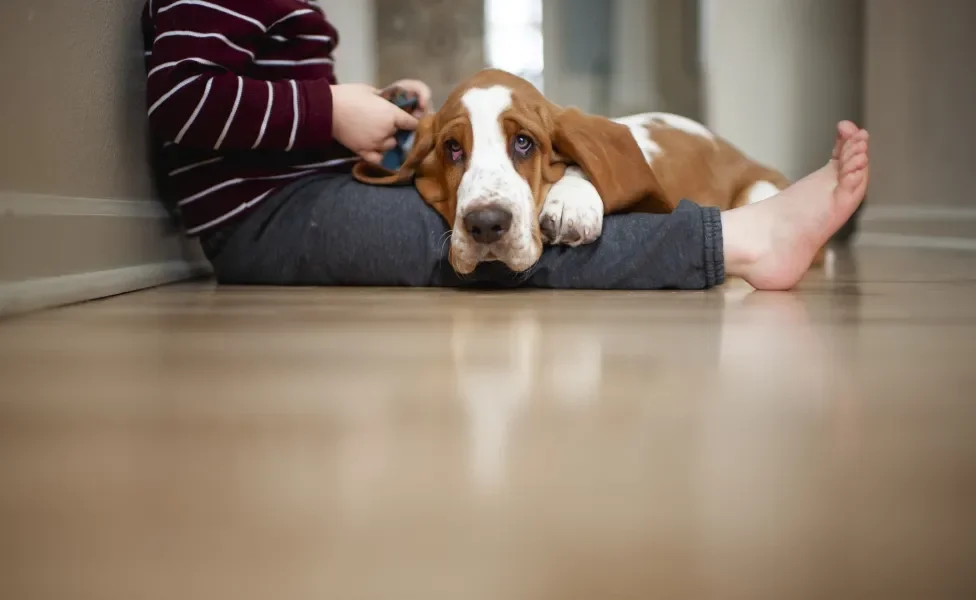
[1,0,975,313]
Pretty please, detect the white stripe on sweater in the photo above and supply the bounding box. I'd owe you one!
[215,76,243,150]
[175,77,213,143]
[169,156,223,176]
[148,74,202,116]
[158,1,267,31]
[178,180,240,206]
[268,8,315,29]
[286,80,299,151]
[253,57,333,67]
[178,170,316,206]
[154,31,255,59]
[253,81,274,148]
[297,34,332,43]
[185,189,273,235]
[147,57,220,78]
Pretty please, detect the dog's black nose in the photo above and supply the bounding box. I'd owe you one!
[463,207,513,244]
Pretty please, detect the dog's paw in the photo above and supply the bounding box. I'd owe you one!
[539,169,604,246]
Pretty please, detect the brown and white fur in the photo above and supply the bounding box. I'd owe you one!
[353,68,818,275]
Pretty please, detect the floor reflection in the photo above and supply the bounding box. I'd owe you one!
[698,283,863,597]
[452,308,540,492]
[2,246,974,599]
[450,306,605,491]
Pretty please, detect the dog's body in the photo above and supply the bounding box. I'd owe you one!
[610,112,792,210]
[354,69,811,275]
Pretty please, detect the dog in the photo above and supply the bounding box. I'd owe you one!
[353,68,810,275]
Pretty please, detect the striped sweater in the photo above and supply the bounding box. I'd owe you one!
[142,0,357,236]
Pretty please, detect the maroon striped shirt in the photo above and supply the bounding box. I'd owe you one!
[142,0,356,236]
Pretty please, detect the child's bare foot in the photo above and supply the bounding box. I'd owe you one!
[723,121,869,290]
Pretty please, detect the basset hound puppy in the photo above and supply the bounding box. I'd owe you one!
[353,68,811,275]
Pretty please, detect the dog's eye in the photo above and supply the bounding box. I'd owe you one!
[445,139,464,163]
[513,134,535,157]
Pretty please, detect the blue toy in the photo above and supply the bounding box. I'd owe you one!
[379,86,420,171]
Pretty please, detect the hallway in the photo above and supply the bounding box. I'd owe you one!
[1,246,974,599]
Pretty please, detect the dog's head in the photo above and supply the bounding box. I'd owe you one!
[353,69,667,274]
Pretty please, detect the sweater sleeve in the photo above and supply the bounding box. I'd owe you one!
[145,1,335,152]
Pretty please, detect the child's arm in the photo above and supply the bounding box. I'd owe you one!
[145,3,334,152]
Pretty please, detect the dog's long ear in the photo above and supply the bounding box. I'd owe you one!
[352,115,444,206]
[550,107,672,214]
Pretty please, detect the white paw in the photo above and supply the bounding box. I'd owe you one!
[540,169,604,246]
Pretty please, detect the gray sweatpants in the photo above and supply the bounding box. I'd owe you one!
[201,173,725,290]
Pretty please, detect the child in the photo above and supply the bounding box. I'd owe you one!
[143,0,869,291]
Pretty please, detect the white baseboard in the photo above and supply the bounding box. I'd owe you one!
[855,204,976,251]
[0,260,212,317]
[855,232,976,252]
[861,205,976,222]
[0,191,171,219]
[0,191,207,317]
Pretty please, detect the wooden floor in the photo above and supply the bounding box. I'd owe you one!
[1,246,975,600]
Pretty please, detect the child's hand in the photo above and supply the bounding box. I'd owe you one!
[389,79,433,117]
[331,83,418,164]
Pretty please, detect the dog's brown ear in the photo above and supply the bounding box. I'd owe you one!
[351,160,405,185]
[352,115,445,206]
[550,107,672,214]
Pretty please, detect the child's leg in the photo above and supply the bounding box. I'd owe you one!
[723,123,870,290]
[204,174,725,290]
[205,123,869,291]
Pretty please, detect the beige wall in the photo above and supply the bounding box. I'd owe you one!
[374,0,485,108]
[651,0,703,122]
[701,0,864,181]
[543,0,662,117]
[0,0,156,199]
[857,0,976,246]
[863,0,976,211]
[319,0,377,85]
[0,0,206,316]
[542,0,601,114]
[608,0,659,116]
